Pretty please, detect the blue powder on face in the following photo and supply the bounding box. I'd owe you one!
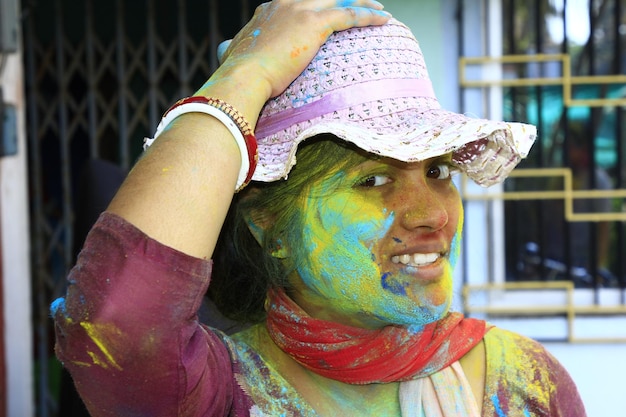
[449,230,461,269]
[252,29,261,37]
[381,272,406,296]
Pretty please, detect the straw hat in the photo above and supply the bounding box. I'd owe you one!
[253,19,536,187]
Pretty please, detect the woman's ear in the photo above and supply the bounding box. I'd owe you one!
[243,210,267,246]
[243,211,290,259]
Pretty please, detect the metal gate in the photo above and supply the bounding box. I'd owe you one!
[495,0,625,291]
[22,0,260,415]
[458,0,626,343]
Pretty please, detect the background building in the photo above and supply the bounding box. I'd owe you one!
[0,0,624,415]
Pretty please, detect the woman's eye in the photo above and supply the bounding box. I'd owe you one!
[427,163,456,180]
[358,175,391,187]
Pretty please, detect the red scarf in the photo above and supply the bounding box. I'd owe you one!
[266,288,489,384]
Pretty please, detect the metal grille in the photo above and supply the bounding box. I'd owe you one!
[457,0,625,294]
[22,0,258,415]
[498,0,625,291]
[457,0,626,343]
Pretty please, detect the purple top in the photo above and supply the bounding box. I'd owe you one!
[52,212,586,416]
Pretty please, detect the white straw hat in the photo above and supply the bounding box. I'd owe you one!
[253,19,536,187]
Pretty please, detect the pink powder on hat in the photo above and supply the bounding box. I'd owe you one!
[253,19,536,187]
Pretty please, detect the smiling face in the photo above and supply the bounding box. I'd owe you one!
[284,153,463,329]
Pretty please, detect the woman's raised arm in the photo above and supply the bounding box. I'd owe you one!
[106,0,392,259]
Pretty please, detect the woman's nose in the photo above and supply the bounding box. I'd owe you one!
[398,183,449,232]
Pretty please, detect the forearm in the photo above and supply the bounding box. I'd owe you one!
[107,65,270,259]
[104,0,391,260]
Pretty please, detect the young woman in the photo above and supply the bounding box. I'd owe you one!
[52,1,586,416]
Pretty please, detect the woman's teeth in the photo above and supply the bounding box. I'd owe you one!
[391,253,439,266]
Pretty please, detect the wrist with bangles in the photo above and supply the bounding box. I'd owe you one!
[144,96,258,192]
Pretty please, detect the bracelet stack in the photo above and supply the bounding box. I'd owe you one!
[143,96,258,192]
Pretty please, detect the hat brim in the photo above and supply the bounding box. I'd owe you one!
[253,107,536,187]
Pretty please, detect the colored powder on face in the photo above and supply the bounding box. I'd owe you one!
[381,272,406,296]
[299,190,392,296]
[396,274,452,325]
[252,29,261,37]
[296,172,392,303]
[200,79,216,90]
[292,169,456,326]
[449,204,464,269]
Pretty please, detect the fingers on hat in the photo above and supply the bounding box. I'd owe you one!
[217,40,232,64]
[335,0,385,9]
[297,0,383,7]
[309,0,390,17]
[328,4,391,29]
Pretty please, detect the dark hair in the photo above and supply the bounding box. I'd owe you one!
[209,135,369,324]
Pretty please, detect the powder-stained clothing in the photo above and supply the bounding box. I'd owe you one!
[52,213,586,417]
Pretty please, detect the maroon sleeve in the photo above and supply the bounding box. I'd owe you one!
[52,212,235,417]
[482,327,587,417]
[544,348,587,417]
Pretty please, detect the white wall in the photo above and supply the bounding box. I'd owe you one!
[382,0,453,109]
[546,342,626,416]
[0,6,34,416]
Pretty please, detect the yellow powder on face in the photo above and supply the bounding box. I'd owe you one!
[298,187,390,305]
[295,178,453,324]
[404,262,454,308]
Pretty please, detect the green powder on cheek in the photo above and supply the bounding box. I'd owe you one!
[449,205,464,269]
[296,191,392,307]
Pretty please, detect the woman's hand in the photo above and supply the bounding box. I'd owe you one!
[206,0,391,104]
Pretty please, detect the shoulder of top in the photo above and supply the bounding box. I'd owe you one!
[483,326,559,364]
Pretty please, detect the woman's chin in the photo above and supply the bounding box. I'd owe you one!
[366,295,452,328]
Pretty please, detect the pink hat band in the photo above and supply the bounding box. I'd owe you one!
[252,19,536,187]
[256,78,437,138]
